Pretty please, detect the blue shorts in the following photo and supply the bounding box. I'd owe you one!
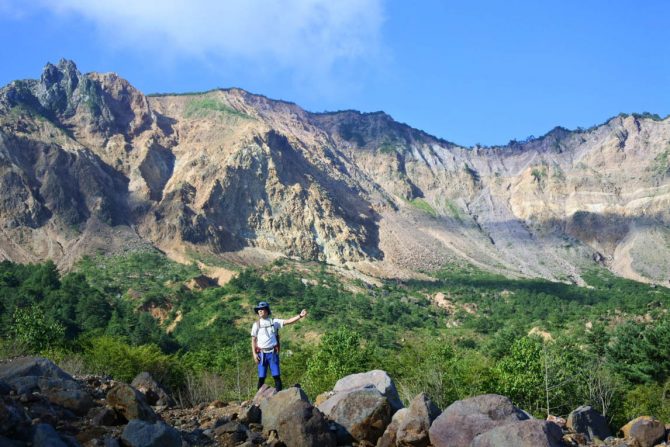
[258,351,281,378]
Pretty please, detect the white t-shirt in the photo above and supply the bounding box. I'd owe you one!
[251,318,285,350]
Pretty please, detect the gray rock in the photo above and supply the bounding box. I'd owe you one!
[260,386,310,433]
[0,357,72,384]
[328,388,392,445]
[332,370,403,412]
[121,420,182,447]
[32,423,69,447]
[38,378,93,416]
[106,383,157,423]
[470,419,565,447]
[213,421,249,445]
[428,394,529,447]
[92,407,124,426]
[376,408,408,447]
[273,400,335,447]
[131,372,175,407]
[567,405,611,442]
[7,376,39,394]
[252,383,277,406]
[396,393,441,447]
[620,416,665,447]
[0,380,12,395]
[0,400,30,435]
[238,404,261,424]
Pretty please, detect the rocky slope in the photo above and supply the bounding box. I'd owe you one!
[0,60,669,285]
[1,357,666,446]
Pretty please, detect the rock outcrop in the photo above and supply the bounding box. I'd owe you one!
[567,405,611,442]
[470,419,566,447]
[620,416,666,447]
[428,394,529,447]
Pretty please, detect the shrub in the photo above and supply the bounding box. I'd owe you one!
[81,336,184,389]
[303,327,373,396]
[10,305,65,353]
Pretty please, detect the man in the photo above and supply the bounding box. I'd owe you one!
[251,301,307,391]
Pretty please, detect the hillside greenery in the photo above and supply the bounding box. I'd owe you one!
[1,253,669,428]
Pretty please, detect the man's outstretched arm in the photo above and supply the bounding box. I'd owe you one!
[284,309,308,326]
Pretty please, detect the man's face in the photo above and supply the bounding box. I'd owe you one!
[258,308,269,318]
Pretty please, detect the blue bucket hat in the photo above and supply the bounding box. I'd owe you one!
[254,301,271,313]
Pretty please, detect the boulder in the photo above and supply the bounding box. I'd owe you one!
[252,384,277,406]
[326,387,392,444]
[131,372,175,407]
[376,408,408,447]
[396,393,441,447]
[38,377,94,416]
[261,386,310,433]
[470,419,565,447]
[620,416,665,447]
[32,423,69,447]
[273,400,336,447]
[213,420,249,445]
[332,370,403,412]
[0,380,11,395]
[121,420,182,447]
[92,407,125,426]
[106,383,157,422]
[428,394,529,447]
[0,357,93,416]
[0,357,72,385]
[1,400,30,437]
[566,405,611,442]
[238,404,261,424]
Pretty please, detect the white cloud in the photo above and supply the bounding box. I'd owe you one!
[29,0,386,89]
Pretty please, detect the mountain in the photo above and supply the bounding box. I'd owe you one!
[0,59,668,285]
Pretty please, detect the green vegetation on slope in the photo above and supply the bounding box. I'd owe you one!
[1,254,669,428]
[183,98,252,120]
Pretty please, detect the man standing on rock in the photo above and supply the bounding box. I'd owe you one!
[251,301,307,391]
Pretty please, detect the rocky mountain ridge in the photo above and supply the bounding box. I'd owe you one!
[0,60,669,285]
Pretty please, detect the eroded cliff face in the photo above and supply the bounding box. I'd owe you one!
[0,60,668,285]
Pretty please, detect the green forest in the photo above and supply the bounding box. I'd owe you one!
[1,250,669,430]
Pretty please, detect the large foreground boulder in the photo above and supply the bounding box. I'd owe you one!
[620,416,665,447]
[395,393,441,447]
[428,394,529,447]
[274,400,336,447]
[328,370,403,412]
[252,383,277,406]
[566,405,611,442]
[121,420,181,447]
[376,408,408,447]
[32,423,69,447]
[326,387,393,444]
[0,357,71,386]
[0,357,93,415]
[260,386,310,433]
[470,419,566,447]
[260,387,335,446]
[106,383,158,422]
[37,377,94,415]
[131,372,175,407]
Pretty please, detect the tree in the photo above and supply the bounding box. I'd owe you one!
[303,327,372,396]
[11,305,65,352]
[494,336,545,415]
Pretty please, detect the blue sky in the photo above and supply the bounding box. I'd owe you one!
[1,0,668,146]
